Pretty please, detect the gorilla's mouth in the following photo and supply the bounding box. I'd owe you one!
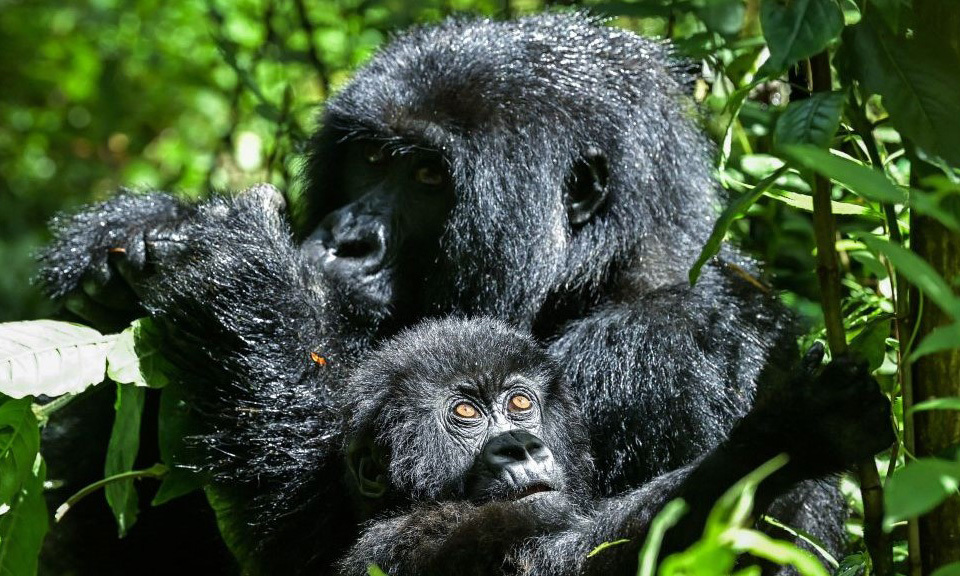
[511,482,555,500]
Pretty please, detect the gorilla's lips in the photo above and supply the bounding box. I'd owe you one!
[510,482,556,500]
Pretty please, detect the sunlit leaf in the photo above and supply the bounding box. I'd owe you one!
[106,318,170,389]
[909,323,960,362]
[0,321,117,399]
[930,562,960,576]
[780,145,906,204]
[637,499,687,576]
[690,166,789,284]
[857,234,960,320]
[884,458,960,529]
[911,396,960,414]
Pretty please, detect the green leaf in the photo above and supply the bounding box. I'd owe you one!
[849,318,891,372]
[840,11,960,167]
[909,323,960,362]
[690,166,789,284]
[911,397,960,414]
[774,91,844,150]
[763,191,877,217]
[153,382,208,506]
[857,234,960,320]
[931,562,960,576]
[104,384,145,537]
[0,398,40,508]
[0,320,117,399]
[637,499,687,576]
[0,458,48,576]
[724,528,829,576]
[780,145,906,204]
[367,565,389,576]
[106,318,170,389]
[884,458,960,529]
[586,538,630,559]
[759,0,844,74]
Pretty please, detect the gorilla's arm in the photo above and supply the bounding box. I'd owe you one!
[340,351,893,576]
[39,192,196,332]
[134,187,375,573]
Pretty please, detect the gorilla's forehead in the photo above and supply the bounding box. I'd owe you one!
[325,13,680,138]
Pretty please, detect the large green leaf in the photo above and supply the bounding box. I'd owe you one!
[104,384,146,538]
[884,458,960,529]
[0,398,39,508]
[0,320,117,399]
[0,459,48,576]
[153,382,208,506]
[774,91,844,150]
[909,322,960,362]
[760,0,844,74]
[857,234,960,320]
[930,562,960,576]
[840,11,960,166]
[780,145,906,203]
[690,166,789,284]
[106,318,170,389]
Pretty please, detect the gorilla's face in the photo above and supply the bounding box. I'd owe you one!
[344,319,593,506]
[303,139,456,321]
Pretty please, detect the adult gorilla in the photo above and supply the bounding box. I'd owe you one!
[302,11,829,532]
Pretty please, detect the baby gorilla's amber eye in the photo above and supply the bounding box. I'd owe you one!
[363,142,386,165]
[508,394,532,412]
[415,163,445,186]
[454,402,479,419]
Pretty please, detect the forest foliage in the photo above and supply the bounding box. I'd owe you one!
[1,0,959,574]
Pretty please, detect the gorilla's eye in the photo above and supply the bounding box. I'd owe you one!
[414,162,446,187]
[508,394,533,412]
[363,142,387,165]
[454,402,480,419]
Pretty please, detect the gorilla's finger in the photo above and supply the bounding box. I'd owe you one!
[799,342,825,374]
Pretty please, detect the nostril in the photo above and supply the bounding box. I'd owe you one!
[494,444,529,463]
[334,237,380,260]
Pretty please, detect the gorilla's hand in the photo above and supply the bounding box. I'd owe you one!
[39,192,194,331]
[740,343,895,475]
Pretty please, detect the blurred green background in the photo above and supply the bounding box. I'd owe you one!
[0,0,819,322]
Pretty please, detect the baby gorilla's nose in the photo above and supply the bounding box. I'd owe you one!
[483,430,551,468]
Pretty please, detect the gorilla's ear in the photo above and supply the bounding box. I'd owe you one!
[347,439,388,499]
[565,146,609,226]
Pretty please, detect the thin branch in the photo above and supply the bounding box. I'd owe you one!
[808,50,892,576]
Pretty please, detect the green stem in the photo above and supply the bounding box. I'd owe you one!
[54,463,168,523]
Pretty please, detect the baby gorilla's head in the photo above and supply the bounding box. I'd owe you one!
[345,318,594,507]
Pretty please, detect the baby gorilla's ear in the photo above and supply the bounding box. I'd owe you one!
[347,438,389,498]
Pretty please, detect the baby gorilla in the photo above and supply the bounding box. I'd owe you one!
[337,320,894,576]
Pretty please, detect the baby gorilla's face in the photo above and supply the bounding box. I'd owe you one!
[441,374,562,501]
[345,318,591,505]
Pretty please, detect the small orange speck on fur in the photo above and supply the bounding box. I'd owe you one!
[310,352,328,366]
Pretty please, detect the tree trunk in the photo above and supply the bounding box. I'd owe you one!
[910,213,960,573]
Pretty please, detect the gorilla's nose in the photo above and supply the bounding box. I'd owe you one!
[312,208,388,275]
[483,430,551,468]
